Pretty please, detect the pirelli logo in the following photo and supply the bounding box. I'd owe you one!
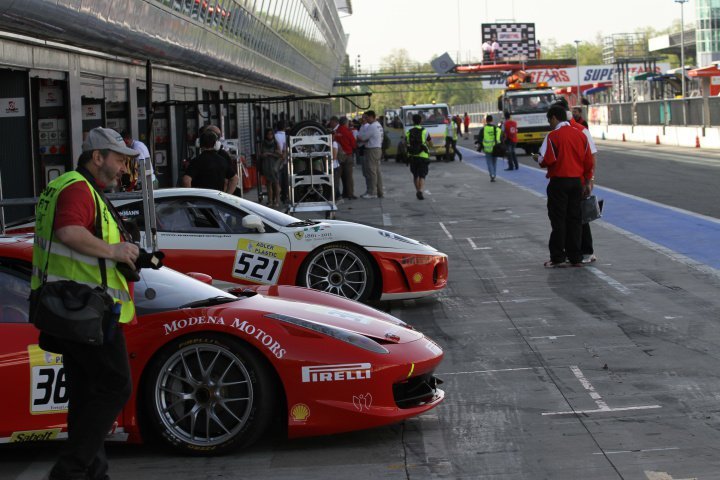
[301,363,372,383]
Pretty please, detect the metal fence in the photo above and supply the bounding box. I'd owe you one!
[591,97,720,127]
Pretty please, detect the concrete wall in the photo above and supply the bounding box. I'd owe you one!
[589,124,720,149]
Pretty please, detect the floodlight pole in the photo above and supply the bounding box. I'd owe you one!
[675,0,688,99]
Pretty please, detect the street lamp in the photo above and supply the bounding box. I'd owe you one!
[574,40,581,105]
[674,0,688,98]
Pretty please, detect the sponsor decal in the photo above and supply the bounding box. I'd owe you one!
[232,239,287,284]
[299,226,332,241]
[352,393,373,412]
[407,363,415,378]
[10,428,62,443]
[303,305,372,324]
[400,256,433,265]
[290,403,310,422]
[294,231,304,240]
[163,315,226,335]
[426,340,442,356]
[412,272,423,284]
[118,209,140,217]
[28,345,68,415]
[378,230,415,244]
[0,97,25,117]
[302,363,372,383]
[161,317,286,358]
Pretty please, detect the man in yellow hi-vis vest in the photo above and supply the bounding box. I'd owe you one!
[33,127,140,480]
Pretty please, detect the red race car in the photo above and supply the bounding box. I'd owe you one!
[0,235,444,454]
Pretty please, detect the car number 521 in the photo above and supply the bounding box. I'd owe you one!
[232,239,287,284]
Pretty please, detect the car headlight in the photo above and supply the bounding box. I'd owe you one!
[266,313,389,354]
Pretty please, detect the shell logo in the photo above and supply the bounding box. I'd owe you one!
[290,403,310,422]
[412,272,423,284]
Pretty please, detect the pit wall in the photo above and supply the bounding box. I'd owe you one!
[589,125,720,149]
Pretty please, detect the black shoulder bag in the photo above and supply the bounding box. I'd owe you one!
[491,126,507,157]
[30,191,116,345]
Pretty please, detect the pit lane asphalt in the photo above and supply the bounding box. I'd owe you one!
[7,137,720,479]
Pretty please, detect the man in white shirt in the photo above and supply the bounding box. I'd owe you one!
[121,131,158,189]
[356,110,384,199]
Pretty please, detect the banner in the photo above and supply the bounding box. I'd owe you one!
[481,63,671,89]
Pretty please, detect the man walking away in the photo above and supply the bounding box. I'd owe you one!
[356,110,384,198]
[444,114,462,162]
[182,129,239,193]
[503,111,519,170]
[478,114,502,182]
[463,112,470,139]
[535,106,594,268]
[406,114,433,200]
[33,127,139,480]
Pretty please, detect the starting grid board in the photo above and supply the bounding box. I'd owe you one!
[482,23,537,61]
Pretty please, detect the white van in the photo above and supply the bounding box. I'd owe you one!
[399,103,450,160]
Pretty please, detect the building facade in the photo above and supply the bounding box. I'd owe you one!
[0,0,348,221]
[696,0,720,65]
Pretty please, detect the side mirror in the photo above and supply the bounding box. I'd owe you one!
[242,214,265,233]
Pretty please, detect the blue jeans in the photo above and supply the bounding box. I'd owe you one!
[485,153,497,178]
[506,142,518,169]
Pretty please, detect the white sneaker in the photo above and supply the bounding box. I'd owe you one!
[360,193,377,199]
[581,254,597,264]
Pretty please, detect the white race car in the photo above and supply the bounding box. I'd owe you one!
[116,189,448,302]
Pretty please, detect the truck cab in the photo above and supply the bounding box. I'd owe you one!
[498,83,557,154]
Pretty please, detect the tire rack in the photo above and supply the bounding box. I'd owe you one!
[286,134,337,219]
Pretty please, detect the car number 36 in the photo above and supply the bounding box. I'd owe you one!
[31,365,69,413]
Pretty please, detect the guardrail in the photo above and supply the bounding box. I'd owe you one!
[590,97,720,127]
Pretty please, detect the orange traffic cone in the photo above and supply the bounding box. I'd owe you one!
[695,136,700,148]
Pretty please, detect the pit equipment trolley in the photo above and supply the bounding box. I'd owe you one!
[286,133,337,219]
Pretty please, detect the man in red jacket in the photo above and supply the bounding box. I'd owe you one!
[535,105,594,267]
[332,116,357,199]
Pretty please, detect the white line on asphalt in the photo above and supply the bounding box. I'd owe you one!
[592,447,680,456]
[481,297,552,304]
[585,267,631,295]
[442,367,536,376]
[466,238,492,250]
[529,335,576,340]
[644,469,697,480]
[438,222,453,239]
[542,365,662,416]
[382,213,392,226]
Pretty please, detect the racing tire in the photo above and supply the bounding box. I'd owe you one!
[143,333,277,455]
[299,243,375,302]
[289,120,328,137]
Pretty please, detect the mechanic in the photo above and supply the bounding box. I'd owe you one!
[182,129,239,193]
[31,127,140,480]
[534,106,595,268]
[444,113,462,162]
[406,113,433,200]
[333,116,357,200]
[121,130,158,189]
[356,110,384,199]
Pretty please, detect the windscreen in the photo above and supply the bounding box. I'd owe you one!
[402,107,449,126]
[505,92,558,115]
[218,192,301,227]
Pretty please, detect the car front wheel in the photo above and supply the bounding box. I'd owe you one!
[143,333,277,455]
[299,243,375,302]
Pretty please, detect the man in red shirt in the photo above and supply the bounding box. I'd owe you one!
[502,111,519,170]
[535,105,594,267]
[333,116,358,199]
[463,112,470,139]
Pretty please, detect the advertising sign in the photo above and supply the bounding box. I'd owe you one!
[481,63,671,89]
[0,97,25,117]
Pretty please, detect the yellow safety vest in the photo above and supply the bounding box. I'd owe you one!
[482,125,502,154]
[31,171,135,323]
[445,120,457,140]
[406,126,430,159]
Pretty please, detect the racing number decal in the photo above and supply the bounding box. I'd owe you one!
[232,239,287,284]
[28,345,68,414]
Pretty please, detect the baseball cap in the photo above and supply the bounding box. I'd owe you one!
[82,127,139,156]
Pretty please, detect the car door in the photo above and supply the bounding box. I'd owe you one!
[0,259,68,441]
[120,197,292,287]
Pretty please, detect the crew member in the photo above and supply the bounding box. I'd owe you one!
[445,113,462,162]
[406,113,433,200]
[32,127,139,480]
[182,129,239,193]
[535,106,594,267]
